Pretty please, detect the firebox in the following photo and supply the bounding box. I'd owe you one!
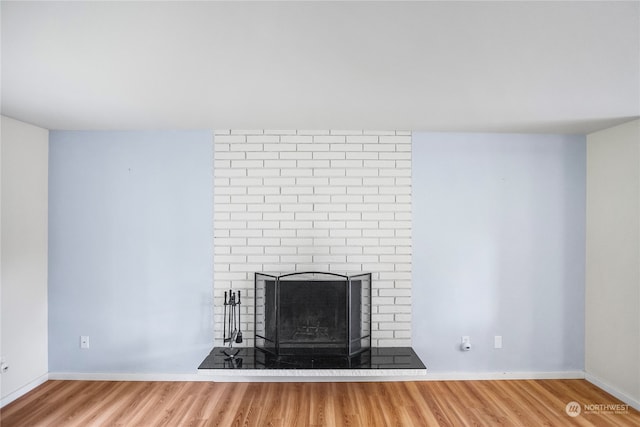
[255,272,372,358]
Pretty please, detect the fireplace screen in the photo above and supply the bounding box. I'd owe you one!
[255,272,371,357]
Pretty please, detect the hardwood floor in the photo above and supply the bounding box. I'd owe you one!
[1,379,638,426]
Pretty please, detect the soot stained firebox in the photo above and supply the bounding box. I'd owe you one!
[255,272,372,358]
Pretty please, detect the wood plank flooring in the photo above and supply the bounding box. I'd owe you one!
[1,379,638,426]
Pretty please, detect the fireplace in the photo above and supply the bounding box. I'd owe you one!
[254,272,372,358]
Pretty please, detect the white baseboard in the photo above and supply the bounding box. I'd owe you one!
[420,371,585,381]
[48,370,584,383]
[1,373,49,408]
[48,372,213,382]
[585,372,640,411]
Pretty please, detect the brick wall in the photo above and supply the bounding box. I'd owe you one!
[213,130,412,347]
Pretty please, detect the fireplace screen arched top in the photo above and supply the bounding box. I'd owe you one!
[254,271,372,357]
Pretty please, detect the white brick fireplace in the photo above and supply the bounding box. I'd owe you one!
[213,130,412,347]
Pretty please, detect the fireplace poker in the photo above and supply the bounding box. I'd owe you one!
[235,291,243,343]
[223,291,228,344]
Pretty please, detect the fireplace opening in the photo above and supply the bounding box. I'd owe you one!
[255,272,371,358]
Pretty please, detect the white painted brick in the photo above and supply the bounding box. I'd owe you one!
[295,212,328,221]
[264,143,297,152]
[264,129,297,135]
[346,151,378,160]
[214,204,246,213]
[263,212,294,221]
[395,177,412,186]
[231,129,263,135]
[313,220,346,229]
[331,160,363,168]
[346,168,378,177]
[247,135,280,143]
[331,194,363,203]
[247,220,280,229]
[215,129,231,135]
[245,186,280,196]
[330,130,363,135]
[379,186,411,195]
[280,220,313,229]
[346,187,379,196]
[330,246,363,255]
[382,152,411,160]
[298,143,329,152]
[229,143,263,152]
[281,168,312,177]
[328,212,361,221]
[279,151,313,160]
[394,330,412,339]
[329,228,362,238]
[346,135,379,143]
[296,228,330,238]
[364,246,394,255]
[380,168,411,177]
[298,195,331,203]
[362,212,394,221]
[264,229,296,238]
[248,255,280,264]
[247,200,279,210]
[265,246,298,255]
[298,130,330,135]
[281,203,313,212]
[364,130,395,136]
[330,144,362,152]
[314,168,346,177]
[232,246,265,255]
[215,135,246,143]
[214,129,412,346]
[346,202,379,211]
[379,135,411,144]
[248,168,280,177]
[314,186,347,195]
[296,177,329,186]
[264,194,298,203]
[281,237,313,246]
[312,152,346,160]
[280,255,313,264]
[297,160,330,168]
[263,177,295,186]
[247,237,281,246]
[280,135,312,143]
[281,186,313,195]
[314,135,345,143]
[313,255,347,264]
[378,305,411,314]
[363,229,395,238]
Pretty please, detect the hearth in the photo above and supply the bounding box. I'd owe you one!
[254,272,372,358]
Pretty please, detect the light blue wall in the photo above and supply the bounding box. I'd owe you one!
[412,132,586,373]
[48,131,213,373]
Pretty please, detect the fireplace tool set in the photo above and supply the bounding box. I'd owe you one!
[222,289,242,361]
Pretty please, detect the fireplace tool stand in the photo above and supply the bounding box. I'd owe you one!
[221,289,242,362]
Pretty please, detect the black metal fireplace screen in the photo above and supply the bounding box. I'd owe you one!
[254,271,372,358]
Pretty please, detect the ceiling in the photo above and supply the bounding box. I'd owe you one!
[1,1,639,134]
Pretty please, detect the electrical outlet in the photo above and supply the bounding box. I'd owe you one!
[80,336,90,349]
[494,335,503,349]
[461,336,471,351]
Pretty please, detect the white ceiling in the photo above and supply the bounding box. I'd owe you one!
[1,1,639,134]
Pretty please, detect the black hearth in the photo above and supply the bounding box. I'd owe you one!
[255,272,371,358]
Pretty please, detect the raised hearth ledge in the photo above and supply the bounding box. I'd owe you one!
[197,347,427,380]
[197,368,427,381]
